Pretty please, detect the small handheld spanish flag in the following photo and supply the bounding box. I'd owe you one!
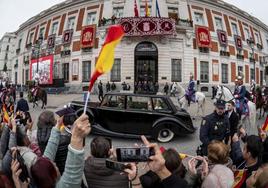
[262,115,268,131]
[2,105,9,123]
[233,169,247,188]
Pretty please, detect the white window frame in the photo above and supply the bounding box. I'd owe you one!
[110,58,121,82]
[194,12,205,25]
[200,61,209,83]
[171,59,182,82]
[86,11,97,25]
[214,16,224,31]
[50,22,59,35]
[255,32,260,44]
[66,16,76,30]
[140,6,151,17]
[113,6,124,18]
[231,22,239,36]
[39,27,45,38]
[28,32,34,44]
[244,27,251,40]
[221,64,228,84]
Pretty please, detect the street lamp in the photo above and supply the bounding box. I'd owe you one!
[248,37,255,82]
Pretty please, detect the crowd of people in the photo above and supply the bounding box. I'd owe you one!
[0,80,268,188]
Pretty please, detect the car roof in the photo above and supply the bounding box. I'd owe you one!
[105,92,169,98]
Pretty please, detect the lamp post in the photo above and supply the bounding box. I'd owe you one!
[248,37,256,82]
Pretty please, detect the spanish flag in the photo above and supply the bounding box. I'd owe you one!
[262,115,268,131]
[145,0,150,17]
[2,105,9,123]
[88,25,124,92]
[233,170,247,188]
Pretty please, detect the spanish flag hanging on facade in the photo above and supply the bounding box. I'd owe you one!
[145,0,150,17]
[88,25,124,92]
[233,170,247,188]
[262,115,268,131]
[2,105,9,123]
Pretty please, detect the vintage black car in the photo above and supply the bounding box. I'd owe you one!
[69,92,195,142]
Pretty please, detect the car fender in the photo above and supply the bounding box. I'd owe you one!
[75,108,95,124]
[152,117,194,133]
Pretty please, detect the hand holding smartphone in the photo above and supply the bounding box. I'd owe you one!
[105,159,131,171]
[116,146,155,162]
[15,150,30,182]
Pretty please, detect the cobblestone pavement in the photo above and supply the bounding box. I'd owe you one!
[28,93,266,156]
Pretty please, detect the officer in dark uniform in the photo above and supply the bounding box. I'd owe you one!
[199,99,230,156]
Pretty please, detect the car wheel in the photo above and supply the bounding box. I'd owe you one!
[155,124,175,143]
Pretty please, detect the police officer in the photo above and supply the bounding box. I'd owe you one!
[199,99,230,156]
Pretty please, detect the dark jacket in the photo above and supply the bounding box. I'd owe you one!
[16,98,29,112]
[37,127,71,175]
[231,141,261,188]
[140,170,188,188]
[84,157,129,188]
[200,111,230,146]
[162,174,188,188]
[226,110,239,137]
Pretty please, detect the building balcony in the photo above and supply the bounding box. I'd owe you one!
[61,50,71,57]
[98,16,192,31]
[220,50,230,57]
[236,54,244,60]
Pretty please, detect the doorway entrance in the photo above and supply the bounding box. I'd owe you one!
[134,42,158,94]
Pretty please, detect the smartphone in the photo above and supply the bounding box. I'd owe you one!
[105,159,131,171]
[116,147,155,162]
[16,150,29,182]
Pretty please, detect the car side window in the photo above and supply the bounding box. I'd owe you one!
[127,96,152,111]
[152,98,170,111]
[101,95,125,109]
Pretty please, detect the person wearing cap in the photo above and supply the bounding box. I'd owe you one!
[199,99,230,156]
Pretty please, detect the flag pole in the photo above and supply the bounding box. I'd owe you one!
[83,91,91,114]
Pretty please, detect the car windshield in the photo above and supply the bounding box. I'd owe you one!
[127,96,152,111]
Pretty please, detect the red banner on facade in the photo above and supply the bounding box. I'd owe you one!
[47,34,56,49]
[30,55,53,85]
[234,35,243,50]
[196,26,211,48]
[62,29,73,45]
[217,30,228,47]
[118,17,175,36]
[80,25,96,48]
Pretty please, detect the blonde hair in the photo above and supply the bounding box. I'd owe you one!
[208,140,230,164]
